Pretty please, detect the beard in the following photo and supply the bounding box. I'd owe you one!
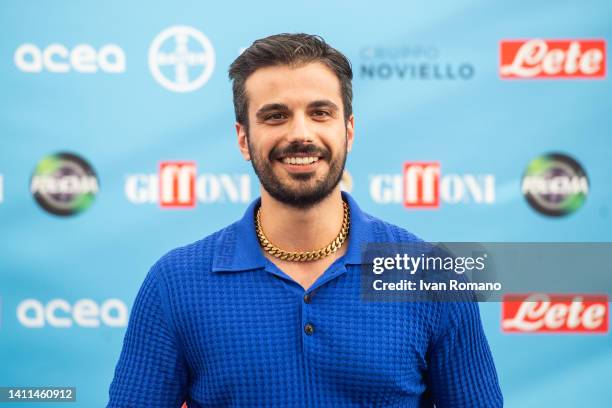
[247,133,347,209]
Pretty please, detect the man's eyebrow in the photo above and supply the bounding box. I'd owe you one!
[255,100,340,119]
[308,99,340,111]
[255,103,290,118]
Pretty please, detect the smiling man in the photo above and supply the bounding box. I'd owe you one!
[107,33,503,407]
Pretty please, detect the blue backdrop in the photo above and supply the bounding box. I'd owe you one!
[1,1,611,406]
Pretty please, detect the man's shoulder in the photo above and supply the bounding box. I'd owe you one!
[152,221,240,277]
[357,209,423,244]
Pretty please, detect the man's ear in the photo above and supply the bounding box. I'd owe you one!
[236,122,251,161]
[346,114,355,153]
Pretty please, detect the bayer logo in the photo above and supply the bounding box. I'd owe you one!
[148,25,215,92]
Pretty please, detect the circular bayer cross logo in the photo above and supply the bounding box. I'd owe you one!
[521,153,589,217]
[148,25,216,92]
[30,152,99,216]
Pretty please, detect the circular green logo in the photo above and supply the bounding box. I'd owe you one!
[30,152,99,216]
[521,153,588,217]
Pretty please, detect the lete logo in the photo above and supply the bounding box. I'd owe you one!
[500,39,606,78]
[502,294,609,333]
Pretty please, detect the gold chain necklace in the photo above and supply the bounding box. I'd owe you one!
[255,200,350,262]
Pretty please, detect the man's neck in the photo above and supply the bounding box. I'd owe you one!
[258,187,345,253]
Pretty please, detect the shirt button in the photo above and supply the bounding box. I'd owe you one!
[303,293,312,304]
[304,323,315,335]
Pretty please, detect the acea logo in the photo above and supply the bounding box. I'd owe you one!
[370,162,495,208]
[30,152,99,216]
[522,153,588,217]
[14,43,125,73]
[148,25,215,92]
[125,161,250,208]
[17,298,127,328]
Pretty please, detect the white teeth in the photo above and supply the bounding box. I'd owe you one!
[281,156,319,165]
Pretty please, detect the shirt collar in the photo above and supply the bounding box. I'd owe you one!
[212,191,376,273]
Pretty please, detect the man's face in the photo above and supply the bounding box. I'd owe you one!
[236,62,354,209]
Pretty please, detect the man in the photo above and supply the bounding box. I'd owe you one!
[107,33,503,407]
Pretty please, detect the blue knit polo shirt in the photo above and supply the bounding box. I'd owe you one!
[107,192,503,407]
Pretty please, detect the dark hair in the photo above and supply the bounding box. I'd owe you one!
[228,33,353,128]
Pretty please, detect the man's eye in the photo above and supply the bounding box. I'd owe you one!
[266,113,286,120]
[312,110,331,117]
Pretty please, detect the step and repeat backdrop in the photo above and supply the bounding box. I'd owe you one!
[1,1,611,407]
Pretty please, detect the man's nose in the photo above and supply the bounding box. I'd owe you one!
[286,113,314,143]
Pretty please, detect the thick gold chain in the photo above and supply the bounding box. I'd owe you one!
[255,200,350,262]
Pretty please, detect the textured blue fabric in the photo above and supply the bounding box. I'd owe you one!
[107,192,503,407]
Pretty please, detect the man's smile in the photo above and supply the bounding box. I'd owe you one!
[276,155,323,174]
